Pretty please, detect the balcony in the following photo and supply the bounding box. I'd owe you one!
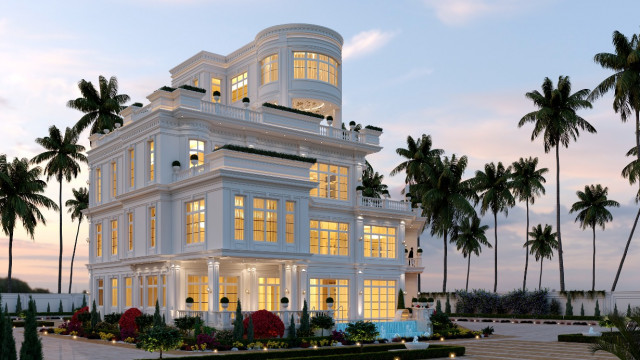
[405,257,424,273]
[357,194,422,216]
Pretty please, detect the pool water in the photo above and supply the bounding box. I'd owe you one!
[334,320,427,340]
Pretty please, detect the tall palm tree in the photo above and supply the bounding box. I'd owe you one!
[525,224,558,291]
[66,187,88,294]
[519,76,595,291]
[473,161,515,292]
[451,215,491,291]
[31,126,87,294]
[0,156,57,293]
[569,184,619,292]
[511,157,548,291]
[356,161,390,198]
[67,75,130,134]
[416,154,476,292]
[588,30,640,292]
[390,134,443,185]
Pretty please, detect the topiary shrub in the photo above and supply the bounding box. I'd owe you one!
[595,299,601,317]
[242,310,284,339]
[311,313,335,336]
[136,325,183,359]
[119,307,142,335]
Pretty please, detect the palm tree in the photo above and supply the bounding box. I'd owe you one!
[66,187,88,294]
[589,30,640,292]
[591,309,640,359]
[67,75,130,134]
[31,126,87,294]
[0,156,57,293]
[473,161,515,292]
[525,224,558,291]
[390,134,443,185]
[569,184,619,292]
[356,161,389,198]
[416,154,476,292]
[519,76,595,291]
[451,215,491,291]
[511,157,548,291]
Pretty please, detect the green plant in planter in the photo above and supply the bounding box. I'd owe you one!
[220,297,229,304]
[481,326,494,336]
[185,297,194,304]
[280,297,289,304]
[311,313,335,336]
[418,297,428,303]
[242,97,250,103]
[412,297,418,303]
[171,160,180,167]
[417,247,423,254]
[326,297,334,304]
[213,90,221,97]
[189,154,198,163]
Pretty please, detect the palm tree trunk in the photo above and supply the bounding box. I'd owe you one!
[7,229,13,293]
[612,109,640,292]
[555,144,565,291]
[592,225,596,293]
[493,212,498,293]
[466,255,471,292]
[442,230,448,292]
[523,199,530,291]
[58,176,63,294]
[68,218,82,293]
[539,258,543,291]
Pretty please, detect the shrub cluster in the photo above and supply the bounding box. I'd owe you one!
[262,102,325,119]
[242,310,285,339]
[455,289,549,315]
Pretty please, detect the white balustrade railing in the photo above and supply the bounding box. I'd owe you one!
[407,257,423,268]
[173,162,211,182]
[359,195,412,212]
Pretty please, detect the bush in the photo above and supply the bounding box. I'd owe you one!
[178,84,206,93]
[119,308,142,333]
[136,326,183,358]
[550,299,561,315]
[344,321,379,342]
[261,102,325,119]
[430,312,453,332]
[196,333,219,350]
[104,313,122,324]
[216,329,234,344]
[243,310,284,339]
[311,313,335,336]
[135,314,154,332]
[173,315,198,334]
[19,298,42,360]
[455,289,549,315]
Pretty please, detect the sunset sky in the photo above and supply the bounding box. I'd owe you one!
[1,0,639,293]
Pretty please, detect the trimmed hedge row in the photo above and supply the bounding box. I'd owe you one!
[451,313,602,321]
[262,103,325,119]
[12,321,54,328]
[216,144,317,164]
[179,84,207,93]
[364,125,383,132]
[285,346,465,360]
[558,332,618,344]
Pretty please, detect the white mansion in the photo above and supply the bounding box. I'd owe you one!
[86,24,426,325]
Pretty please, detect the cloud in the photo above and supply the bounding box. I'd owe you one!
[343,29,398,60]
[422,0,534,26]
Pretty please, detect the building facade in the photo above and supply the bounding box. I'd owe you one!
[86,24,425,325]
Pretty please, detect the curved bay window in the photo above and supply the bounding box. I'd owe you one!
[293,52,338,86]
[261,54,278,85]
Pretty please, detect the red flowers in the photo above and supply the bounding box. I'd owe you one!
[119,307,143,332]
[243,310,285,339]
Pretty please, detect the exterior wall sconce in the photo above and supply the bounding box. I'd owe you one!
[359,236,363,241]
[285,288,289,294]
[357,270,363,274]
[245,289,250,294]
[206,287,212,293]
[301,268,306,272]
[359,290,363,295]
[302,290,306,295]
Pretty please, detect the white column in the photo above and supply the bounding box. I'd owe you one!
[399,221,406,266]
[298,265,308,310]
[250,266,258,311]
[284,264,292,304]
[173,265,181,311]
[355,216,364,263]
[209,260,220,313]
[355,268,364,320]
[88,270,94,309]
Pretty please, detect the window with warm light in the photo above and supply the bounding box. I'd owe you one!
[234,196,245,240]
[231,72,248,102]
[186,199,205,244]
[364,279,396,320]
[261,54,278,85]
[310,163,349,201]
[96,223,102,257]
[258,277,280,311]
[95,167,102,203]
[193,77,199,87]
[293,51,338,86]
[148,140,155,181]
[125,277,132,307]
[364,226,396,259]
[253,198,277,242]
[149,207,156,248]
[127,213,133,251]
[97,279,104,306]
[187,275,208,311]
[111,220,118,255]
[310,278,349,320]
[161,275,166,307]
[219,276,239,312]
[111,278,118,307]
[189,140,204,168]
[147,276,158,307]
[111,162,117,197]
[309,220,349,256]
[129,149,135,187]
[285,201,295,243]
[211,77,221,102]
[139,277,144,307]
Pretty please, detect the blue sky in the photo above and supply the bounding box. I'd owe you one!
[1,0,640,293]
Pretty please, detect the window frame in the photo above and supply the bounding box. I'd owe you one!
[310,163,349,201]
[253,198,278,242]
[261,54,279,85]
[292,51,339,86]
[96,223,102,257]
[186,199,205,245]
[309,220,349,256]
[363,225,397,259]
[111,219,118,255]
[231,72,248,102]
[189,139,205,168]
[234,196,245,241]
[149,206,156,248]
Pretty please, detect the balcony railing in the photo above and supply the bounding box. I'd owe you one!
[358,195,413,212]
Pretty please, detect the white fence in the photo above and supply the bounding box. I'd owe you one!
[0,293,87,313]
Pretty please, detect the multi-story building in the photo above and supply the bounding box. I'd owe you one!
[85,23,425,325]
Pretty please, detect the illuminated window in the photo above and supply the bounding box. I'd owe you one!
[125,277,132,307]
[129,149,135,187]
[111,278,118,307]
[161,275,166,307]
[285,201,295,244]
[234,196,244,240]
[127,213,133,251]
[139,277,144,307]
[149,141,155,181]
[309,220,349,256]
[95,167,102,203]
[187,275,208,311]
[292,51,338,86]
[189,140,204,168]
[310,278,349,320]
[211,77,221,103]
[186,199,205,244]
[261,54,279,85]
[253,198,277,242]
[97,278,104,306]
[147,276,158,307]
[111,162,117,197]
[364,226,396,259]
[219,276,239,312]
[193,77,199,87]
[96,223,102,257]
[111,220,118,255]
[310,163,349,200]
[364,280,396,320]
[150,207,156,247]
[258,277,280,311]
[231,72,248,102]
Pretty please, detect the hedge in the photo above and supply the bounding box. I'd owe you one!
[262,103,325,119]
[12,321,54,328]
[558,332,618,344]
[179,84,207,93]
[215,144,317,164]
[284,346,465,360]
[159,86,176,92]
[451,313,602,321]
[364,125,383,132]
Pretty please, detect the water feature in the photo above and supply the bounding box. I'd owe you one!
[334,320,424,340]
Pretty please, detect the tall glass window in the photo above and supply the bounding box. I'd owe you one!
[139,277,144,307]
[309,220,349,256]
[189,140,204,168]
[234,196,244,240]
[285,201,295,244]
[149,207,156,248]
[149,141,155,181]
[211,77,221,103]
[310,278,349,320]
[261,54,278,85]
[187,275,208,311]
[127,213,133,251]
[231,72,248,102]
[186,199,205,244]
[111,220,118,255]
[293,51,338,86]
[125,277,132,307]
[364,226,396,259]
[97,279,104,306]
[95,167,102,203]
[310,163,349,201]
[253,198,277,242]
[258,277,280,311]
[111,162,117,197]
[96,223,102,257]
[129,149,135,187]
[219,276,239,312]
[111,278,118,307]
[161,275,166,307]
[364,280,396,320]
[147,276,158,307]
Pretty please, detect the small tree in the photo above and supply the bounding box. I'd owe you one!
[46,303,50,315]
[581,303,585,316]
[397,289,405,310]
[233,300,243,341]
[436,299,442,313]
[81,295,87,308]
[595,299,601,317]
[153,300,163,327]
[613,303,619,316]
[299,300,311,337]
[565,294,573,316]
[137,326,183,359]
[2,304,17,360]
[58,300,63,313]
[90,300,100,330]
[310,313,335,336]
[247,315,254,342]
[445,294,452,314]
[627,304,632,317]
[287,315,296,340]
[15,296,22,314]
[20,298,43,360]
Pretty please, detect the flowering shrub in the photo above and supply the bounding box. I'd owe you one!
[120,326,137,341]
[53,328,65,335]
[330,330,346,344]
[196,333,219,350]
[99,332,115,341]
[123,337,136,344]
[67,306,89,335]
[243,310,284,339]
[119,307,143,333]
